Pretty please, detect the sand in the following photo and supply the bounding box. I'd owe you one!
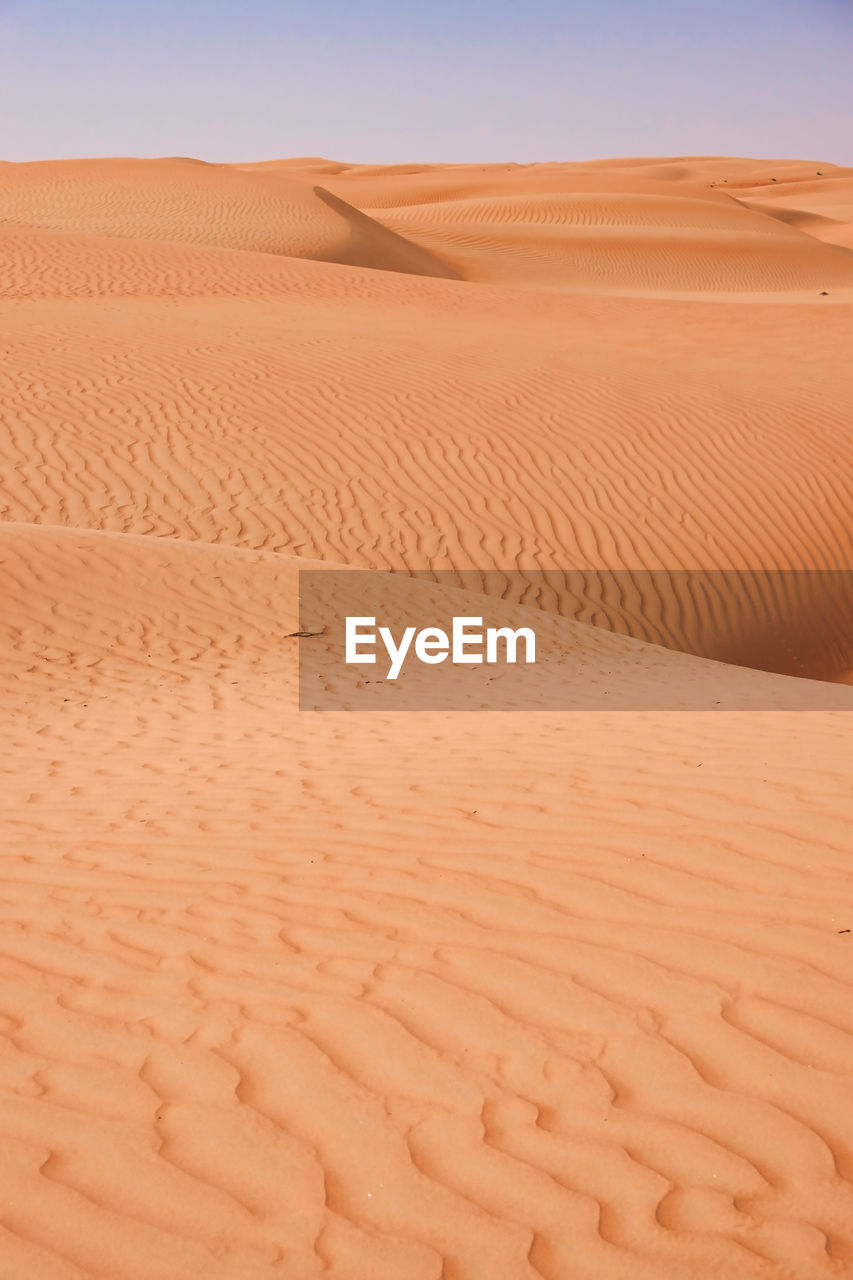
[1,153,852,1279]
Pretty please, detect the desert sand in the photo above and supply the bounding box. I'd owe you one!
[1,153,852,1279]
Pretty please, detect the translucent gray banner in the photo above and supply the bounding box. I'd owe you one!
[297,568,853,710]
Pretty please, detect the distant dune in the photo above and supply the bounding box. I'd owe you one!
[1,153,852,1280]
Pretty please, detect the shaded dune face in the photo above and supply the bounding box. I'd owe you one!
[310,184,461,278]
[397,567,853,684]
[1,154,853,1280]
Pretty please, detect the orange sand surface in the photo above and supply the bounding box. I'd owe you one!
[1,154,852,1279]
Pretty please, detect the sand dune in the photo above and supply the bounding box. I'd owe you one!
[0,158,457,278]
[737,179,853,251]
[274,155,839,205]
[1,152,852,1279]
[697,166,853,251]
[365,188,853,290]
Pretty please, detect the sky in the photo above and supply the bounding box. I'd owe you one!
[1,0,851,165]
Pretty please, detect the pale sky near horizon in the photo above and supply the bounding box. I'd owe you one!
[1,0,850,165]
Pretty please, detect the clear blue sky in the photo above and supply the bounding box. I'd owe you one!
[1,0,851,164]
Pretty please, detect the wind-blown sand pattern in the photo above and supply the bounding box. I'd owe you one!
[1,154,852,1279]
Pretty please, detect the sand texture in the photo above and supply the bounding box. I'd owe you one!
[1,153,852,1279]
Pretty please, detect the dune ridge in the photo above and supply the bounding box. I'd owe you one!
[1,152,852,1279]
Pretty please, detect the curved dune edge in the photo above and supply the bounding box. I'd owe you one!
[2,522,850,706]
[738,191,853,252]
[2,523,851,700]
[1,153,853,1280]
[366,189,853,291]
